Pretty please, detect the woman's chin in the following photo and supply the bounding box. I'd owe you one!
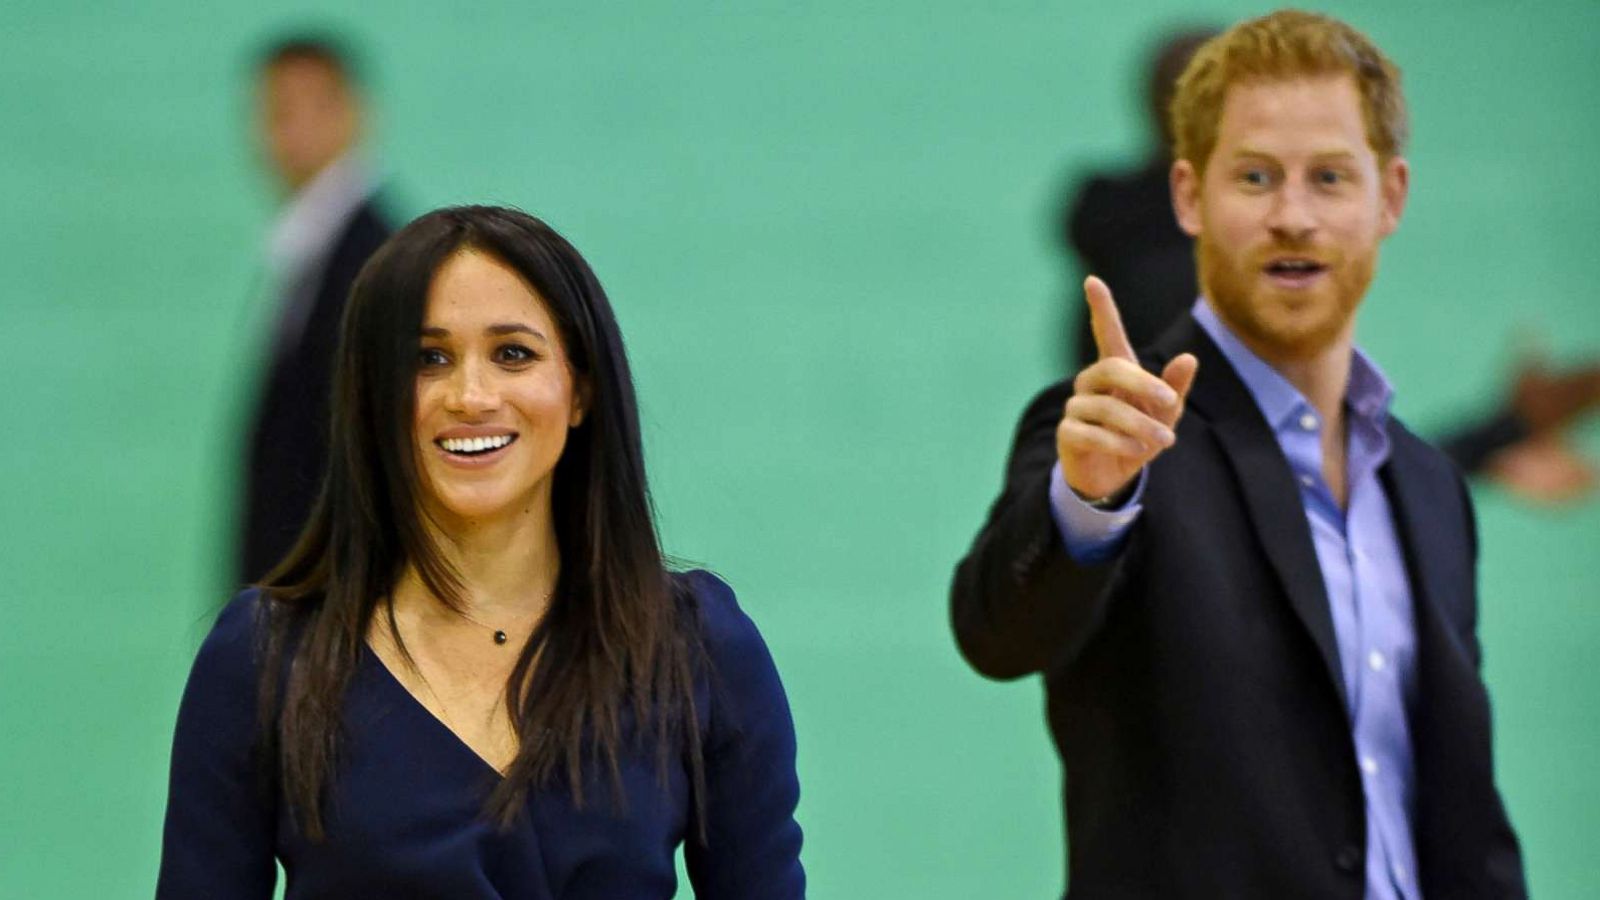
[417,462,556,531]
[428,493,520,529]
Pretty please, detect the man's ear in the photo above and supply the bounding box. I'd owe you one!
[1171,159,1204,238]
[1378,155,1410,238]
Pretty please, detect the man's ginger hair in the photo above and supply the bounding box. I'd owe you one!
[1169,9,1407,173]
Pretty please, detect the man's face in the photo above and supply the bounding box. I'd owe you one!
[1172,75,1408,363]
[257,57,358,194]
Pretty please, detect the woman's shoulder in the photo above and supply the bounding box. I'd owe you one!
[189,588,282,687]
[671,569,793,718]
[201,588,267,654]
[169,589,281,754]
[672,569,767,658]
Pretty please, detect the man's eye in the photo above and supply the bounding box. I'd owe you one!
[1315,169,1344,186]
[418,348,449,368]
[1239,169,1271,188]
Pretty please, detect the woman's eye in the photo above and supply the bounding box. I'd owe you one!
[418,348,449,368]
[496,344,536,364]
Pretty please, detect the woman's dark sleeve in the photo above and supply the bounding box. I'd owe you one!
[683,572,805,899]
[155,591,277,899]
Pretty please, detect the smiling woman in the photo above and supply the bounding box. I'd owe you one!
[155,206,805,899]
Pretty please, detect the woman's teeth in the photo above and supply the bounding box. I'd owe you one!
[438,434,515,455]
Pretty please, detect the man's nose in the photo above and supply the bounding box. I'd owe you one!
[1265,178,1317,243]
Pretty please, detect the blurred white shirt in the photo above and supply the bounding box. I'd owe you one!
[262,153,374,353]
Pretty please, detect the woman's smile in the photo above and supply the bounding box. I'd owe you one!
[433,428,520,467]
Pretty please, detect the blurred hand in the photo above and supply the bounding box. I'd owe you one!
[1058,276,1198,502]
[1510,358,1600,435]
[1486,433,1597,505]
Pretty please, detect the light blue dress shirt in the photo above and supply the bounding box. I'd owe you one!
[1050,298,1422,899]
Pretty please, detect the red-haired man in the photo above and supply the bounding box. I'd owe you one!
[953,11,1525,898]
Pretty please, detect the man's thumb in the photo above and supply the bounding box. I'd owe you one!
[1162,353,1199,401]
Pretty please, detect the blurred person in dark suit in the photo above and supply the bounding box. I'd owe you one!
[1059,28,1600,504]
[1059,27,1216,374]
[240,34,393,584]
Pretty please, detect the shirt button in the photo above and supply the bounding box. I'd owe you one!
[1299,413,1319,431]
[1360,756,1379,776]
[1368,650,1386,672]
[1299,474,1316,488]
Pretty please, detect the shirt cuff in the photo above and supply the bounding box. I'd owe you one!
[1049,462,1145,564]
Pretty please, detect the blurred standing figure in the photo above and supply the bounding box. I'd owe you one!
[1060,28,1215,372]
[241,35,393,583]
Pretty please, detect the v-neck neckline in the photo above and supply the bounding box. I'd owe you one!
[360,640,511,782]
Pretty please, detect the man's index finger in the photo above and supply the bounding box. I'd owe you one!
[1084,275,1136,361]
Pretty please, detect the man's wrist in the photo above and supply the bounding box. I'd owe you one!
[1050,464,1144,564]
[1076,480,1138,510]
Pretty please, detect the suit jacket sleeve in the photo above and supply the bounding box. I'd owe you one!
[950,380,1127,680]
[1448,458,1526,895]
[1435,408,1529,477]
[1457,468,1528,897]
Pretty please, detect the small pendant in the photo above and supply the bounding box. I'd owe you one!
[494,630,508,645]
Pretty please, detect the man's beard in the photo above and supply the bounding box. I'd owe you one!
[1197,235,1377,362]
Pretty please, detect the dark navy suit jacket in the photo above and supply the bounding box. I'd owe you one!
[951,314,1526,899]
[239,199,391,584]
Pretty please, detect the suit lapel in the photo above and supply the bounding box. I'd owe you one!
[1151,316,1349,711]
[1378,433,1471,667]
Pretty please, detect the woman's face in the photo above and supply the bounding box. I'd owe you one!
[412,250,587,530]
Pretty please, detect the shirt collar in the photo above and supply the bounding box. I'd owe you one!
[266,153,374,280]
[1191,297,1394,433]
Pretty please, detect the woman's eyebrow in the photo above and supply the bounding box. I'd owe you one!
[419,324,548,342]
[485,323,547,342]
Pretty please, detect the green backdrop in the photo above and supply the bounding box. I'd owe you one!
[2,1,1596,896]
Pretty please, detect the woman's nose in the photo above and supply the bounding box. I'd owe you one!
[445,361,499,415]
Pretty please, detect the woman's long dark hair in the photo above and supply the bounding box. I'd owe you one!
[256,205,705,838]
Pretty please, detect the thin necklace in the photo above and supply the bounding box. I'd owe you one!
[454,588,554,646]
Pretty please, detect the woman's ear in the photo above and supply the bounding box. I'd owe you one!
[570,377,593,428]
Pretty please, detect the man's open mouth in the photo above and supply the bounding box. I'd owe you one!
[1263,258,1327,283]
